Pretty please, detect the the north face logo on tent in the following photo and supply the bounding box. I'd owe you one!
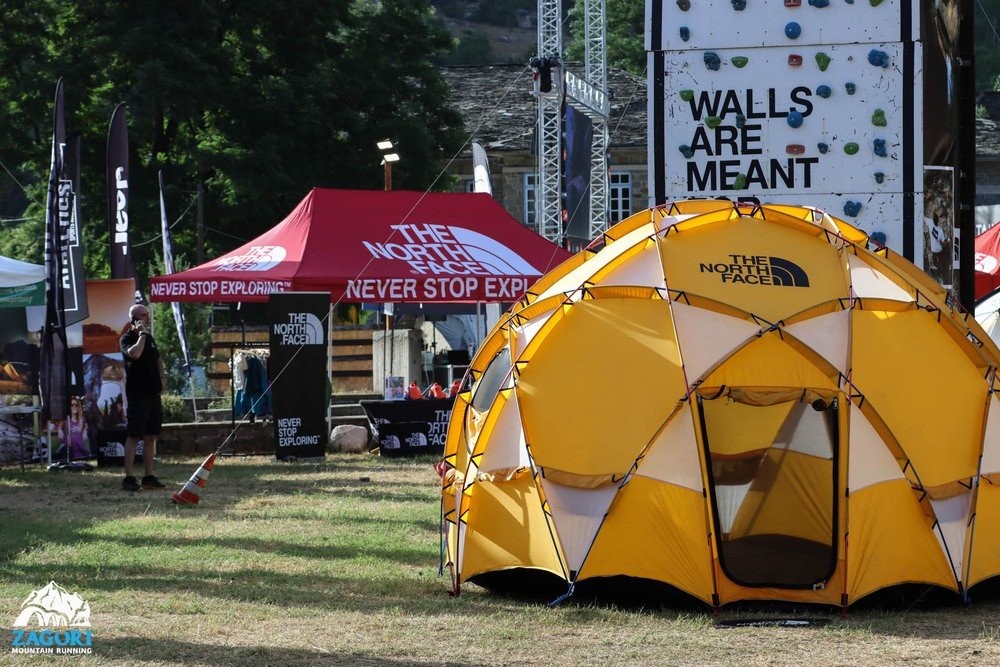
[698,254,810,287]
[212,245,287,272]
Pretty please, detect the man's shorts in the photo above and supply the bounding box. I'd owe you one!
[125,394,163,438]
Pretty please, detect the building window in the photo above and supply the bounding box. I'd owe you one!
[523,172,537,229]
[609,172,632,223]
[463,179,476,193]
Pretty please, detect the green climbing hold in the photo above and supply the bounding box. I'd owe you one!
[871,109,887,126]
[732,56,749,68]
[815,52,831,71]
[869,0,884,6]
[733,174,747,190]
[844,142,860,155]
[680,90,694,101]
[705,116,722,129]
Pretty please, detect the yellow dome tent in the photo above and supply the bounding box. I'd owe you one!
[440,200,1000,610]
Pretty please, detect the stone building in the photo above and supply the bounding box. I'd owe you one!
[440,64,649,236]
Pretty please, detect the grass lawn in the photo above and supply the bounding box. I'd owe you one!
[1,454,999,666]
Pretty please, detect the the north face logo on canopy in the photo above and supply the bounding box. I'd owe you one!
[363,224,543,277]
[212,245,287,272]
[698,254,810,287]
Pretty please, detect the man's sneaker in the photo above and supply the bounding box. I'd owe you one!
[141,475,166,490]
[121,475,140,492]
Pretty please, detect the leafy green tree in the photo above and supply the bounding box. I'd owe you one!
[566,0,645,76]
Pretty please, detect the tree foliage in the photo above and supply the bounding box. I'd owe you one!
[565,0,645,76]
[0,0,463,276]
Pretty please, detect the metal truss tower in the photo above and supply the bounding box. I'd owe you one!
[582,0,609,241]
[533,0,609,246]
[534,0,564,245]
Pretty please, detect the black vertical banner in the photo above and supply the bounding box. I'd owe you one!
[563,103,594,248]
[62,134,88,325]
[41,78,69,422]
[107,103,142,302]
[269,292,328,461]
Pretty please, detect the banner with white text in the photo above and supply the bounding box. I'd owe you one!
[269,292,327,461]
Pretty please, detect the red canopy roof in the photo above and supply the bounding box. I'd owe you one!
[149,188,573,303]
[976,223,1000,302]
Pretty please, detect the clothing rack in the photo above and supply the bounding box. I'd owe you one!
[224,342,271,444]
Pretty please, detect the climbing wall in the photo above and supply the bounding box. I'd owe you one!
[647,0,929,258]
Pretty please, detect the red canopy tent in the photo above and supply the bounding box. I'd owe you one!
[149,188,572,304]
[976,223,1000,302]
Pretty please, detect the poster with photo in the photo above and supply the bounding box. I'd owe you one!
[923,167,956,290]
[79,279,141,464]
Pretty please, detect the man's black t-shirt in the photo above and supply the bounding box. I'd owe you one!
[119,330,162,397]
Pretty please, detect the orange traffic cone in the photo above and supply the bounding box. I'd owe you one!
[171,453,217,506]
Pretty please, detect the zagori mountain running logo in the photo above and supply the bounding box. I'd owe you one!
[273,312,323,345]
[10,581,93,655]
[364,224,542,276]
[699,254,810,287]
[212,245,286,272]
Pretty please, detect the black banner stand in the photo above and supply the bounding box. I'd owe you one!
[269,292,328,462]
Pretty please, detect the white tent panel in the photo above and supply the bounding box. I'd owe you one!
[541,479,618,574]
[847,254,913,302]
[479,390,530,472]
[848,408,905,492]
[784,310,851,373]
[638,409,703,492]
[930,491,973,585]
[672,302,760,387]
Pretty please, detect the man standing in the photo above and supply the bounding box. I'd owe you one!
[119,303,167,491]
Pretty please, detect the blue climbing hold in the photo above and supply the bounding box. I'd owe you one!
[808,0,830,6]
[818,142,829,154]
[731,0,747,10]
[816,84,831,99]
[785,22,802,39]
[787,109,804,128]
[679,145,694,158]
[873,138,887,157]
[680,26,690,41]
[870,231,887,245]
[704,52,721,71]
[845,82,856,95]
[868,49,890,68]
[874,172,885,184]
[843,201,862,217]
[735,114,746,128]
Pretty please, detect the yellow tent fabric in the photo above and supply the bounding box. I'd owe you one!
[441,201,1000,610]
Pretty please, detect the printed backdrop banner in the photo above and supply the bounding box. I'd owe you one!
[359,398,453,457]
[269,292,327,461]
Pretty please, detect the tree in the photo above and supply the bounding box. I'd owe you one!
[0,0,464,278]
[565,0,645,76]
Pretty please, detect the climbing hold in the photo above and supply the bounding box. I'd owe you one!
[786,144,805,155]
[818,142,829,154]
[680,26,690,41]
[845,81,856,95]
[679,145,694,159]
[808,0,830,6]
[733,174,747,189]
[868,49,890,68]
[874,172,885,184]
[816,52,831,71]
[869,0,884,6]
[873,138,887,157]
[787,109,804,128]
[871,109,887,126]
[785,22,802,39]
[843,201,862,217]
[704,52,721,71]
[870,231,887,245]
[676,0,691,10]
[705,116,722,129]
[731,56,749,68]
[816,84,832,99]
[788,54,803,67]
[735,114,746,128]
[784,0,801,6]
[844,142,860,155]
[731,0,747,10]
[680,89,694,101]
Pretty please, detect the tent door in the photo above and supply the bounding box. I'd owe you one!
[697,391,839,589]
